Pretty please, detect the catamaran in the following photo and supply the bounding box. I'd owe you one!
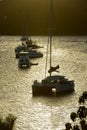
[32,0,75,96]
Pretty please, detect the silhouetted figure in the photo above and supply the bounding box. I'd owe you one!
[70,112,77,122]
[63,91,87,130]
[82,91,87,99]
[65,122,72,130]
[72,125,80,130]
[77,106,87,119]
[78,96,85,104]
[80,119,87,130]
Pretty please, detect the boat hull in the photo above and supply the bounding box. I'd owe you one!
[18,55,30,68]
[32,81,74,96]
[15,52,43,59]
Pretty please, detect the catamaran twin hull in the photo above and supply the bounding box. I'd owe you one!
[32,75,75,96]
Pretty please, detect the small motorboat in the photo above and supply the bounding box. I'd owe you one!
[18,54,30,68]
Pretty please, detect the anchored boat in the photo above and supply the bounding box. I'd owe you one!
[16,50,43,59]
[18,52,38,68]
[32,0,75,96]
[18,54,30,68]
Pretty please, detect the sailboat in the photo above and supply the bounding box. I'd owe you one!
[15,30,43,58]
[21,25,43,49]
[32,0,75,96]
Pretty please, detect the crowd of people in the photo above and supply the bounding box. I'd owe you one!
[64,91,87,130]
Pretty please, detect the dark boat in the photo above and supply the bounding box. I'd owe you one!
[16,50,43,59]
[18,53,30,68]
[25,39,43,49]
[32,0,75,96]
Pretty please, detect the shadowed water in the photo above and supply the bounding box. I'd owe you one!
[0,36,87,130]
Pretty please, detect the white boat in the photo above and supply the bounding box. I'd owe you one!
[32,0,75,96]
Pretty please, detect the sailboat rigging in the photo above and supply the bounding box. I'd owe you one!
[32,0,75,96]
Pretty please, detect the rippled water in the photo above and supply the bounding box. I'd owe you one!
[0,36,87,130]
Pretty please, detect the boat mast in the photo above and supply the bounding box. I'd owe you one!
[45,0,53,78]
[49,0,53,77]
[25,5,29,40]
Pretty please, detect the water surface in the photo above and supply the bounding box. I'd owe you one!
[0,36,87,130]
